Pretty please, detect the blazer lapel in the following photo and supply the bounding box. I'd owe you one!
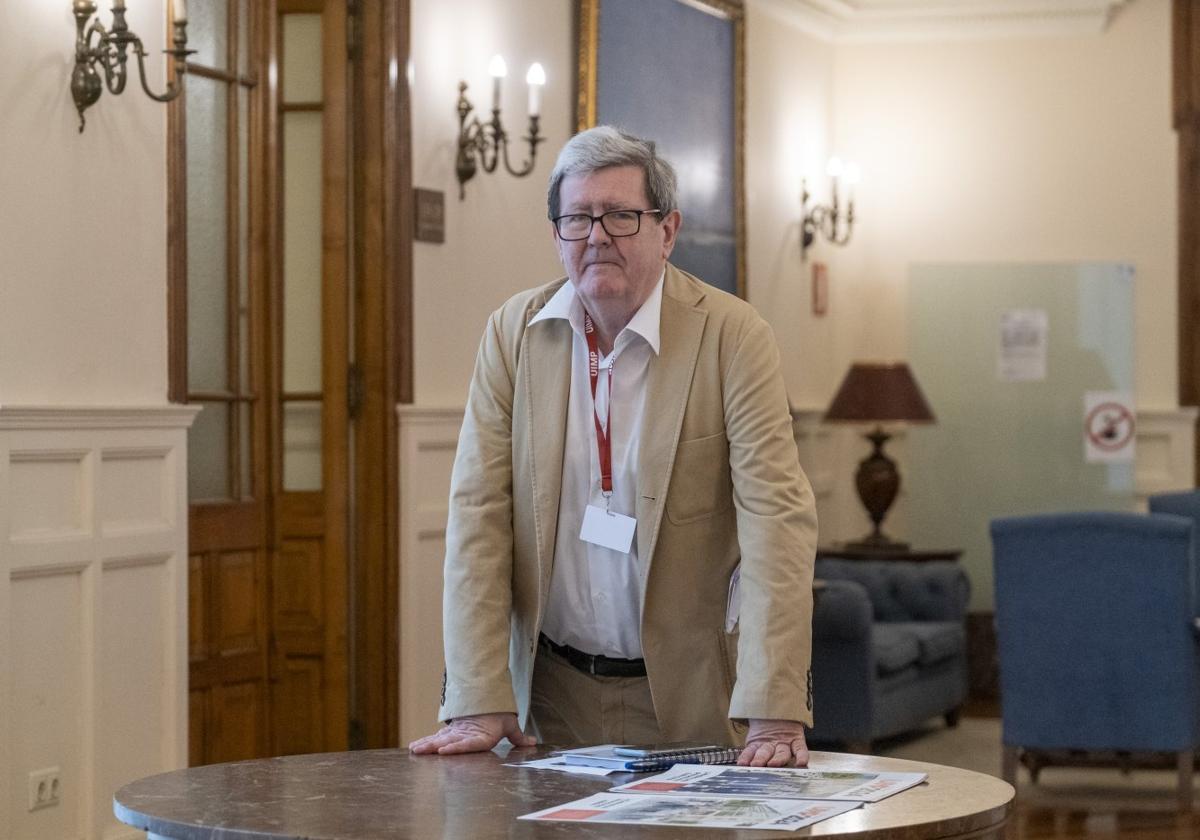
[523,312,572,608]
[636,266,707,587]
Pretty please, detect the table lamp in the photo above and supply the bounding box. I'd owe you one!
[823,362,935,549]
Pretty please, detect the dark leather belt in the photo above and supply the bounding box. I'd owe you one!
[538,634,647,678]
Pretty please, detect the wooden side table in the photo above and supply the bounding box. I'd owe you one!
[818,545,962,563]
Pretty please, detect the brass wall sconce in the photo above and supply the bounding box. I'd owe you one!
[456,56,546,199]
[71,0,193,133]
[801,157,859,260]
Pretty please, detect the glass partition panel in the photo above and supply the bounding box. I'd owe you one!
[907,263,1135,611]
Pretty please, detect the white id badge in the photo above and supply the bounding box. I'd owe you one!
[580,504,637,554]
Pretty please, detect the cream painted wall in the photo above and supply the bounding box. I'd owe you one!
[409,0,573,406]
[0,1,169,406]
[827,0,1175,408]
[744,2,840,409]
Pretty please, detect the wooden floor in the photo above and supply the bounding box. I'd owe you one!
[874,715,1200,840]
[1017,806,1198,840]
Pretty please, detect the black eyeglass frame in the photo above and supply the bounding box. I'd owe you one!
[551,208,664,241]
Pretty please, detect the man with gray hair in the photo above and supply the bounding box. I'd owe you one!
[410,126,817,767]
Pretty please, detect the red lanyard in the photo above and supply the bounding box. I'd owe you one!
[583,312,613,496]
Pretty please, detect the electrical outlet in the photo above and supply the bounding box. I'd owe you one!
[28,767,61,812]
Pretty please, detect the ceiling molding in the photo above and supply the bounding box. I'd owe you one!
[751,0,1132,43]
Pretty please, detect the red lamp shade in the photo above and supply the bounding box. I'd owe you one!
[824,362,935,424]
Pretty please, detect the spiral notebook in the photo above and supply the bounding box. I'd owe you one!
[560,744,740,772]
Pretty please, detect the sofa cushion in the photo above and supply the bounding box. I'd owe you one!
[890,621,964,667]
[873,624,921,675]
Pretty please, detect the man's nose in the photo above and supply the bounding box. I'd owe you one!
[588,217,612,246]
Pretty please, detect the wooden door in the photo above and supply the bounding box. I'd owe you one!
[179,0,352,765]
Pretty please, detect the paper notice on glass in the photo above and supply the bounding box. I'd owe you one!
[1083,391,1135,464]
[997,309,1048,382]
[520,793,860,831]
[611,765,927,803]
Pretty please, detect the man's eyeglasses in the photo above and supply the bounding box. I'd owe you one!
[551,209,663,241]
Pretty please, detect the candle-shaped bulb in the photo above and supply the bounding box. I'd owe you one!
[173,0,187,23]
[488,54,507,111]
[826,156,844,179]
[526,62,545,117]
[113,0,127,10]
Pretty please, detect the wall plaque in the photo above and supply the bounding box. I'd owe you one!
[414,188,445,243]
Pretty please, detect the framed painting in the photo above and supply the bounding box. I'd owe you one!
[576,0,746,298]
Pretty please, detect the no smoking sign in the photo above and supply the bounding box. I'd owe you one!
[1084,392,1135,463]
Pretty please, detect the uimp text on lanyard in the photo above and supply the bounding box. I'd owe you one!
[578,312,637,554]
[583,311,615,511]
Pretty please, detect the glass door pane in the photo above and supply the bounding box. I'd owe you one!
[186,76,230,394]
[279,11,324,493]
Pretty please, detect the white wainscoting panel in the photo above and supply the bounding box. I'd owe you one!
[396,406,463,745]
[0,405,196,840]
[1133,406,1198,504]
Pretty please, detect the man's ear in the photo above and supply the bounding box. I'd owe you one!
[549,222,568,267]
[659,209,683,259]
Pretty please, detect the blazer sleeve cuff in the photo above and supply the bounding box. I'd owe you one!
[438,681,518,725]
[729,676,814,729]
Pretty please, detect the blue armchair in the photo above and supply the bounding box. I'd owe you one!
[808,558,970,752]
[990,511,1200,810]
[1149,488,1200,522]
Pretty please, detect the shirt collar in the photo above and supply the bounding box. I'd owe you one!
[529,270,664,356]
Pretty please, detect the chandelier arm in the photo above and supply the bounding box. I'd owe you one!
[83,22,130,98]
[499,135,533,178]
[130,38,185,103]
[102,44,131,96]
[478,113,504,174]
[500,117,543,178]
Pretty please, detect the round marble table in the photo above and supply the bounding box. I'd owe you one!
[114,748,1014,839]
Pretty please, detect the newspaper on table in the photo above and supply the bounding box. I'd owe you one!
[610,764,927,802]
[519,792,860,831]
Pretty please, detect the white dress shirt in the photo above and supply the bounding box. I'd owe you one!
[529,274,664,659]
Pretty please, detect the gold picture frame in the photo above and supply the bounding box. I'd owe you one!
[574,0,747,299]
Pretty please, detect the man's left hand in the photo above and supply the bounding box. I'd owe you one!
[738,719,809,767]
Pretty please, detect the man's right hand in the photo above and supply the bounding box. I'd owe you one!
[407,712,537,755]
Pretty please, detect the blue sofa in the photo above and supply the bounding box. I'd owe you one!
[807,557,971,751]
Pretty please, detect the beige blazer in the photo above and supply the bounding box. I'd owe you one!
[438,264,817,743]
